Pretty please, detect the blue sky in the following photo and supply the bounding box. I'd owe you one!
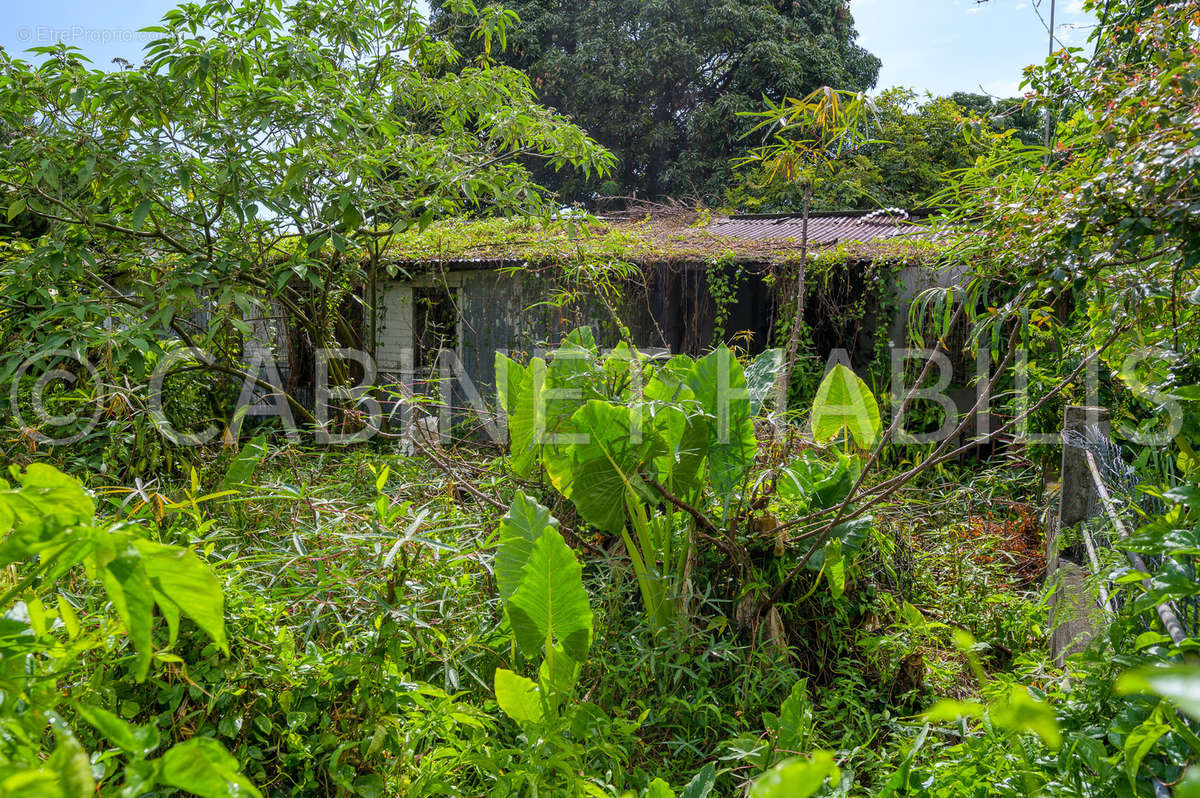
[850,0,1097,98]
[0,0,1095,98]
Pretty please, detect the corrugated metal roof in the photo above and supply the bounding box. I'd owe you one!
[707,210,929,246]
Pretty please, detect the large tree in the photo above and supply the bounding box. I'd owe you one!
[434,0,879,202]
[0,0,610,460]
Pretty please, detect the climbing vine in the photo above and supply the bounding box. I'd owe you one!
[704,251,742,344]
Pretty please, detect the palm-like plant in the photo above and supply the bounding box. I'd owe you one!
[738,87,877,438]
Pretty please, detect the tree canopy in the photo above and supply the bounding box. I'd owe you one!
[0,0,610,442]
[728,89,1010,213]
[434,0,880,202]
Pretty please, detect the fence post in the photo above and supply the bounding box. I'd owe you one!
[1048,404,1110,664]
[1059,405,1111,527]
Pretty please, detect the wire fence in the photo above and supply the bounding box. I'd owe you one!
[1062,422,1193,642]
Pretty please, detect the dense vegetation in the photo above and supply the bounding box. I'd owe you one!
[0,0,1199,796]
[433,0,880,201]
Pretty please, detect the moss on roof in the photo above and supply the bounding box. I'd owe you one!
[381,213,944,273]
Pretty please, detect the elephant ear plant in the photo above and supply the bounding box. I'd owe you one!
[492,492,593,726]
[495,330,886,633]
[496,332,778,630]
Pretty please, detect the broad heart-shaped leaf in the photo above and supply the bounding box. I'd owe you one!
[645,401,704,498]
[561,325,597,353]
[748,752,840,798]
[505,526,593,663]
[810,364,881,449]
[777,452,855,510]
[544,340,603,428]
[160,737,261,798]
[495,352,541,479]
[646,356,707,498]
[494,668,543,725]
[544,400,662,534]
[745,348,783,415]
[495,493,559,601]
[134,539,227,653]
[686,347,756,497]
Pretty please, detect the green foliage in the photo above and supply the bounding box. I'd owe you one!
[433,0,879,201]
[748,752,840,797]
[810,363,882,450]
[730,88,1013,212]
[0,463,247,796]
[497,333,779,629]
[0,0,611,469]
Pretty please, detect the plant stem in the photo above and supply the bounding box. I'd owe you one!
[772,179,811,442]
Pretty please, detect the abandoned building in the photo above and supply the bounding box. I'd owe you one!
[359,207,950,399]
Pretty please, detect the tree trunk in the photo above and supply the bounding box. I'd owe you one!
[771,180,811,442]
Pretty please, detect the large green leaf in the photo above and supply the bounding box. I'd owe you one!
[495,493,558,601]
[544,400,661,534]
[160,737,261,798]
[686,347,756,497]
[76,703,160,756]
[810,364,881,449]
[494,668,543,725]
[1119,665,1200,721]
[100,545,156,681]
[987,685,1061,750]
[645,779,676,798]
[1122,707,1170,788]
[544,341,602,434]
[748,752,840,798]
[680,763,717,798]
[646,356,707,497]
[134,540,227,653]
[47,728,94,798]
[823,538,845,598]
[777,679,813,755]
[496,353,541,478]
[777,453,855,510]
[505,526,593,662]
[561,326,597,353]
[0,464,94,541]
